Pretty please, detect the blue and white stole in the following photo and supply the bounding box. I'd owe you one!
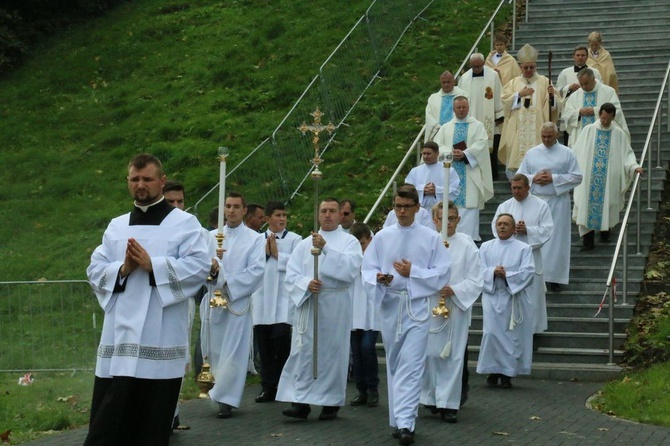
[440,95,454,125]
[581,91,598,127]
[452,122,469,207]
[586,129,611,229]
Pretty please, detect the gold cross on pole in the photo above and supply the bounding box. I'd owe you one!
[298,108,337,178]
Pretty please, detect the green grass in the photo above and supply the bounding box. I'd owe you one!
[0,0,509,281]
[593,362,670,427]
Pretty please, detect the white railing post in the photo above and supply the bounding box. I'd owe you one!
[607,284,615,365]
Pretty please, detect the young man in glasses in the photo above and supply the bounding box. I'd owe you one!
[362,184,451,445]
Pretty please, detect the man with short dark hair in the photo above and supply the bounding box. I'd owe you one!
[244,203,265,232]
[363,184,451,444]
[572,103,642,251]
[206,191,265,419]
[251,201,302,403]
[340,199,357,233]
[405,141,459,210]
[277,199,362,421]
[163,180,186,210]
[85,154,211,445]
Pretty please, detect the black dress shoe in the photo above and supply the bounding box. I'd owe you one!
[392,428,401,439]
[350,394,367,406]
[486,374,499,386]
[282,403,311,420]
[318,406,340,421]
[217,403,232,419]
[424,404,439,414]
[367,391,379,407]
[500,375,513,389]
[255,390,276,403]
[548,282,561,293]
[398,428,415,445]
[441,409,458,423]
[600,231,611,243]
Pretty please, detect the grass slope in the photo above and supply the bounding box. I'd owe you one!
[0,0,508,281]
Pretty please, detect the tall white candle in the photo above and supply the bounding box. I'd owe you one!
[441,152,453,242]
[217,147,229,231]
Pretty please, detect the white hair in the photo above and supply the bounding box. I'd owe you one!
[470,53,485,63]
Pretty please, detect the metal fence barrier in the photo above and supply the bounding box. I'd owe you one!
[0,280,101,373]
[193,0,435,217]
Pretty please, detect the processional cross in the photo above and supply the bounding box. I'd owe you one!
[297,108,337,379]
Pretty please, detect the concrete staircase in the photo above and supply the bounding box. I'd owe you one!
[466,0,670,381]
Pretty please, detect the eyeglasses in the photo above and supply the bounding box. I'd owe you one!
[341,212,351,216]
[436,216,458,222]
[394,204,417,211]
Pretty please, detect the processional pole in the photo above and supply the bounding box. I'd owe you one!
[432,152,452,319]
[196,146,230,397]
[298,108,336,379]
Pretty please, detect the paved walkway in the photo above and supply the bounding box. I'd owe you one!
[26,370,670,445]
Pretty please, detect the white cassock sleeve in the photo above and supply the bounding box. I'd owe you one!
[448,239,483,312]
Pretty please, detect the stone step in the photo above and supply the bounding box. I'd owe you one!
[468,314,630,333]
[466,330,627,350]
[467,344,624,365]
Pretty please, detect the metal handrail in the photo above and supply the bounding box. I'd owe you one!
[603,58,670,364]
[363,127,426,224]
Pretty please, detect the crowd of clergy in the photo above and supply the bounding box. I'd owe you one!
[85,29,643,446]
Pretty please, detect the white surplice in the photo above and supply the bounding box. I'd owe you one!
[88,207,211,380]
[251,230,303,326]
[405,162,460,210]
[420,232,482,411]
[517,142,582,284]
[492,195,553,333]
[276,227,362,407]
[476,237,535,377]
[203,224,265,408]
[362,221,451,431]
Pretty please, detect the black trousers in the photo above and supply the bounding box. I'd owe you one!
[84,376,182,446]
[254,323,292,393]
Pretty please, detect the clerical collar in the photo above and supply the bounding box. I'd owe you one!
[134,196,165,213]
[455,117,469,123]
[574,65,586,72]
[130,197,174,226]
[472,70,484,78]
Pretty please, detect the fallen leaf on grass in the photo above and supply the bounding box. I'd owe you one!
[530,416,541,420]
[1,430,11,444]
[597,428,609,432]
[492,431,509,436]
[57,395,74,402]
[270,433,283,437]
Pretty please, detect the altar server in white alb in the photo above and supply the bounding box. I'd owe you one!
[251,201,303,404]
[434,96,494,242]
[517,122,582,291]
[476,214,535,390]
[492,174,553,334]
[86,154,211,445]
[425,70,467,141]
[405,141,460,210]
[572,103,643,251]
[363,184,451,445]
[277,199,362,421]
[205,191,265,419]
[562,68,628,148]
[421,202,482,424]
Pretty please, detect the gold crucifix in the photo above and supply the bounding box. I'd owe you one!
[298,108,337,179]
